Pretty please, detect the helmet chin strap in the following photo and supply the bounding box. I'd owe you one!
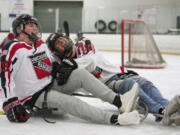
[22,31,39,44]
[22,31,40,53]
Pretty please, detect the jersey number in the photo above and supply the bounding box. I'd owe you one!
[77,42,95,57]
[1,61,10,72]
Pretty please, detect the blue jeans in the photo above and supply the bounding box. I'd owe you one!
[105,74,169,113]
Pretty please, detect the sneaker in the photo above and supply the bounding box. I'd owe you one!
[118,110,140,125]
[120,82,139,112]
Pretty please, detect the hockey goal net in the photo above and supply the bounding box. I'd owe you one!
[121,19,166,69]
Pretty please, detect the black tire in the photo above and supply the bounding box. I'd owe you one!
[95,20,106,33]
[108,20,117,32]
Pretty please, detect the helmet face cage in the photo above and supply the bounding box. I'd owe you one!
[46,33,61,52]
[12,14,41,38]
[46,33,75,59]
[77,32,83,37]
[77,32,83,41]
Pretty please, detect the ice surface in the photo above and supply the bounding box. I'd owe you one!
[0,52,180,135]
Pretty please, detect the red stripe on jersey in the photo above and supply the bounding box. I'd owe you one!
[20,95,32,103]
[7,43,32,95]
[35,40,45,48]
[0,41,4,49]
[8,43,32,63]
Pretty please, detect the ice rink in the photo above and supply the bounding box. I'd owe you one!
[0,52,180,135]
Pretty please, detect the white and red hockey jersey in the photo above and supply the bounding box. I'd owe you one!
[0,33,15,73]
[0,39,53,104]
[75,38,127,83]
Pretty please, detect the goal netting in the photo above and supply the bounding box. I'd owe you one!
[121,19,166,69]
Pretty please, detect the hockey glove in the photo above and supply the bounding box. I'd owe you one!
[51,62,60,79]
[56,58,78,85]
[117,70,139,80]
[127,70,139,76]
[3,97,31,122]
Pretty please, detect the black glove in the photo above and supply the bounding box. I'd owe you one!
[3,97,31,122]
[51,62,59,79]
[56,58,78,85]
[127,70,139,76]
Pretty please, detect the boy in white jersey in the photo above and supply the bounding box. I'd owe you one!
[50,32,169,123]
[74,33,169,122]
[74,34,180,126]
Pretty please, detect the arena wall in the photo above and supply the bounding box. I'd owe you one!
[0,32,180,54]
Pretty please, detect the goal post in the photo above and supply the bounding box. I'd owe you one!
[121,19,166,69]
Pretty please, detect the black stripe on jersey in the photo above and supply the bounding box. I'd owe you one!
[1,62,7,97]
[10,57,17,74]
[1,53,7,97]
[12,57,17,65]
[1,40,17,98]
[1,40,17,52]
[10,69,13,74]
[10,54,17,74]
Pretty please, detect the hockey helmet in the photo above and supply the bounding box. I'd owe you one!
[46,33,62,52]
[77,32,83,39]
[77,31,83,36]
[12,14,39,38]
[46,33,74,59]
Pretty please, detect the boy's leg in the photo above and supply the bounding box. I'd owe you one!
[138,89,162,113]
[110,77,165,113]
[53,68,117,104]
[107,78,142,112]
[107,78,135,94]
[36,90,114,124]
[35,90,140,125]
[133,76,169,108]
[53,68,138,112]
